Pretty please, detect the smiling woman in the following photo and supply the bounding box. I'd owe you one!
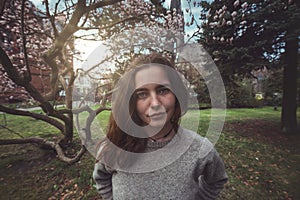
[93,53,228,200]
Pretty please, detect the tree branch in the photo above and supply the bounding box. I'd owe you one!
[0,137,87,165]
[0,46,28,85]
[45,0,59,37]
[0,105,65,132]
[0,47,57,114]
[73,105,111,143]
[21,0,31,82]
[0,0,6,16]
[86,0,122,11]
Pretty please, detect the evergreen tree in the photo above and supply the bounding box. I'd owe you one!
[196,0,299,133]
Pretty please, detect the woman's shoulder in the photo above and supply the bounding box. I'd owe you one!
[180,128,212,145]
[180,128,216,159]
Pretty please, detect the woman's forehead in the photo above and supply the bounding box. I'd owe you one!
[134,66,170,89]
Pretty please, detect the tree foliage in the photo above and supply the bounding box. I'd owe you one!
[191,0,299,133]
[198,0,299,70]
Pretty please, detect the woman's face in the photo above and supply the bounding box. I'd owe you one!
[134,65,176,128]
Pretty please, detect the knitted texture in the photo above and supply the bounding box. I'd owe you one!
[93,129,228,200]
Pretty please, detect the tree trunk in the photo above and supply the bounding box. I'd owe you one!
[60,86,74,146]
[281,29,299,134]
[62,115,74,143]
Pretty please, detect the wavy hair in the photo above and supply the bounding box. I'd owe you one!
[96,53,188,166]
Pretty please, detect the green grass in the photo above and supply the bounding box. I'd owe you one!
[225,106,284,122]
[0,112,60,139]
[0,107,299,199]
[216,131,299,199]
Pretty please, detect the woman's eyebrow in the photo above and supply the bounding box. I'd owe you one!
[134,83,172,91]
[156,84,171,89]
[134,88,148,92]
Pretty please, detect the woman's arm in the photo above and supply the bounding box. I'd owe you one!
[93,161,113,200]
[197,148,228,199]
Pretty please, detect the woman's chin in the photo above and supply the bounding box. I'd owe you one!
[148,118,167,128]
[148,122,165,128]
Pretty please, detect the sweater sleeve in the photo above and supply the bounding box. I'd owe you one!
[93,161,114,200]
[197,148,228,199]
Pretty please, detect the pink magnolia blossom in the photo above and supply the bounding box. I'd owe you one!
[241,2,248,9]
[226,21,232,26]
[231,11,238,17]
[234,0,240,7]
[240,20,247,25]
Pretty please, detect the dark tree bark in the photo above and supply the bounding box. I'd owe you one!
[281,28,299,134]
[0,137,86,165]
[0,0,6,16]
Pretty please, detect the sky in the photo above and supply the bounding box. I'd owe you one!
[31,0,60,10]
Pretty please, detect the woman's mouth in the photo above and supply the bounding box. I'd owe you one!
[148,112,166,119]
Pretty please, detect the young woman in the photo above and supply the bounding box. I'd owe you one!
[93,53,227,200]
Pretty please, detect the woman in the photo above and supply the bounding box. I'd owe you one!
[93,53,227,200]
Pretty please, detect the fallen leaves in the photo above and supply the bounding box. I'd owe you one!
[218,119,300,199]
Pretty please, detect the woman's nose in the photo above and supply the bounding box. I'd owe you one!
[150,93,161,108]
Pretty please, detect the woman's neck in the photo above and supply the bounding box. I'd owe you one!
[148,125,175,142]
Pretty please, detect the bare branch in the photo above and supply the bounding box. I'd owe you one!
[0,0,7,16]
[0,137,87,165]
[45,0,59,37]
[0,137,47,145]
[79,8,90,27]
[89,16,139,31]
[86,0,122,11]
[73,105,111,143]
[84,54,114,75]
[42,0,125,66]
[76,27,102,30]
[55,144,86,164]
[72,105,111,115]
[0,46,28,85]
[21,0,31,82]
[54,0,62,15]
[43,54,60,100]
[74,33,100,40]
[0,105,65,132]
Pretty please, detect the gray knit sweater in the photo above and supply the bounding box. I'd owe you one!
[93,128,228,200]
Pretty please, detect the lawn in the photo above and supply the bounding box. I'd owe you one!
[0,107,299,199]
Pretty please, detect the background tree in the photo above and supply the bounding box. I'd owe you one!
[191,0,299,133]
[0,0,183,163]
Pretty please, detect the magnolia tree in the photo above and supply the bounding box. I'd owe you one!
[0,0,183,163]
[0,0,52,102]
[188,0,299,133]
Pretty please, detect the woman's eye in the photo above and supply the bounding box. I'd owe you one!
[136,92,148,99]
[158,88,170,95]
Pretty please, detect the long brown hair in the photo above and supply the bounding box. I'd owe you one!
[96,53,188,166]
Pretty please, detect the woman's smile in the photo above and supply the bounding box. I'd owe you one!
[148,112,167,120]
